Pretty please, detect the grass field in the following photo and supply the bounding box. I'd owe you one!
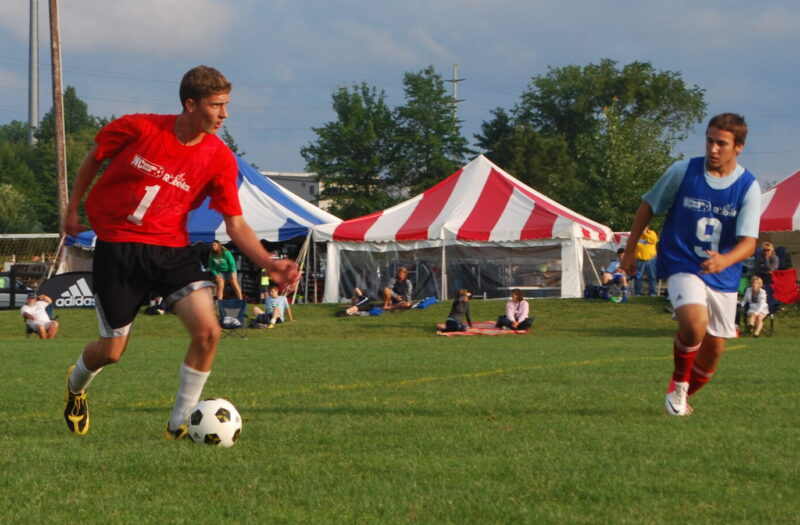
[1,297,799,524]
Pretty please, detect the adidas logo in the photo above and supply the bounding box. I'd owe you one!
[55,277,95,308]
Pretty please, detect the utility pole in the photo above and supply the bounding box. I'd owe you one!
[28,0,39,145]
[48,0,68,226]
[445,63,464,122]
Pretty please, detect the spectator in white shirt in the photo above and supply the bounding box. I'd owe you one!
[21,293,59,339]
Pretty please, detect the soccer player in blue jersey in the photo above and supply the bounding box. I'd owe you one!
[621,113,761,416]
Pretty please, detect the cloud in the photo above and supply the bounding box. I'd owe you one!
[411,25,450,60]
[754,7,800,36]
[55,0,237,57]
[330,19,417,65]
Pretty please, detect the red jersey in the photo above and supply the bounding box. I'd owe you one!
[85,114,241,247]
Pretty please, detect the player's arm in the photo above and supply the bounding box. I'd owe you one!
[622,202,654,275]
[703,179,760,274]
[63,145,103,236]
[222,214,299,287]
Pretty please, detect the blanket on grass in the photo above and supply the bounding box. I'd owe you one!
[435,321,531,336]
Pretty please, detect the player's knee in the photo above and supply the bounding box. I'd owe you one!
[195,323,221,347]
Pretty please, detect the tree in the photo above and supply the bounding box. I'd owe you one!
[476,59,706,227]
[390,66,472,195]
[301,82,395,218]
[576,101,675,229]
[36,86,105,142]
[0,183,42,233]
[475,110,579,199]
[0,87,104,231]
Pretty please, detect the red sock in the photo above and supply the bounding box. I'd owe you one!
[672,333,701,383]
[688,363,714,396]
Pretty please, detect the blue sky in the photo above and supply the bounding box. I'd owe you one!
[1,1,798,187]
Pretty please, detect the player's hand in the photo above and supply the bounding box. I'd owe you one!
[620,252,636,276]
[700,250,730,274]
[265,258,300,288]
[62,209,86,237]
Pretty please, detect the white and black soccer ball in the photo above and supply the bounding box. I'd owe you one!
[188,398,242,448]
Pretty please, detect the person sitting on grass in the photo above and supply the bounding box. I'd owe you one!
[439,289,473,333]
[21,292,59,339]
[741,275,769,337]
[254,284,294,328]
[382,266,413,310]
[340,287,372,316]
[496,288,534,330]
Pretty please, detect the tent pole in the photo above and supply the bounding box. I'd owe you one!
[584,244,601,285]
[291,233,311,303]
[441,243,447,301]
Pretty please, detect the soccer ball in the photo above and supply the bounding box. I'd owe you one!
[187,398,242,448]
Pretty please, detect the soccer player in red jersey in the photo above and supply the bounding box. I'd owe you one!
[61,66,299,438]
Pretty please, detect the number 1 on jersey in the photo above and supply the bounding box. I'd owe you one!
[127,185,160,226]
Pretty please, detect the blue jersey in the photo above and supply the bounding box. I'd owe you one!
[656,157,756,292]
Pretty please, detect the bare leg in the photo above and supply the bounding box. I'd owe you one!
[228,274,243,300]
[45,321,59,339]
[214,274,225,300]
[172,288,221,372]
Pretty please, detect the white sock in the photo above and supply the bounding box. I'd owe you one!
[69,354,102,393]
[169,363,210,431]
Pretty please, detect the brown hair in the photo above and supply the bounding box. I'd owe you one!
[708,113,748,145]
[179,66,231,110]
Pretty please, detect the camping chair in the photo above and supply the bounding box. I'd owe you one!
[24,303,57,338]
[217,298,248,338]
[736,300,775,338]
[771,268,800,317]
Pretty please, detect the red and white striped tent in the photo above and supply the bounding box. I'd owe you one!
[759,170,800,268]
[760,169,800,232]
[313,155,614,301]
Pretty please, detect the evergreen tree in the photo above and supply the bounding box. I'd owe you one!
[301,82,395,218]
[390,66,471,196]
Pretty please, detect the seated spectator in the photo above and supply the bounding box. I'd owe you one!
[253,284,294,328]
[741,275,769,337]
[382,266,413,310]
[753,241,779,286]
[21,292,59,339]
[340,287,372,316]
[439,289,473,333]
[144,296,166,315]
[496,288,534,330]
[601,248,630,302]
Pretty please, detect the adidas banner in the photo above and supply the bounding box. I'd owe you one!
[39,272,95,308]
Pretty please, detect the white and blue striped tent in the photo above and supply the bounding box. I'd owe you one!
[68,156,340,247]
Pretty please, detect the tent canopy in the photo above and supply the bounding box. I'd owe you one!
[760,169,800,232]
[314,155,614,302]
[68,155,340,247]
[314,155,610,243]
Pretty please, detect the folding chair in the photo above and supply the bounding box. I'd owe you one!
[217,298,248,338]
[771,268,800,317]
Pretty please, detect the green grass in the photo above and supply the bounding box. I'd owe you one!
[1,297,799,524]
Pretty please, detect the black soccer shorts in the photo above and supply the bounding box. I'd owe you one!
[92,240,214,337]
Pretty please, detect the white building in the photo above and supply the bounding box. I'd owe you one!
[260,171,331,210]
